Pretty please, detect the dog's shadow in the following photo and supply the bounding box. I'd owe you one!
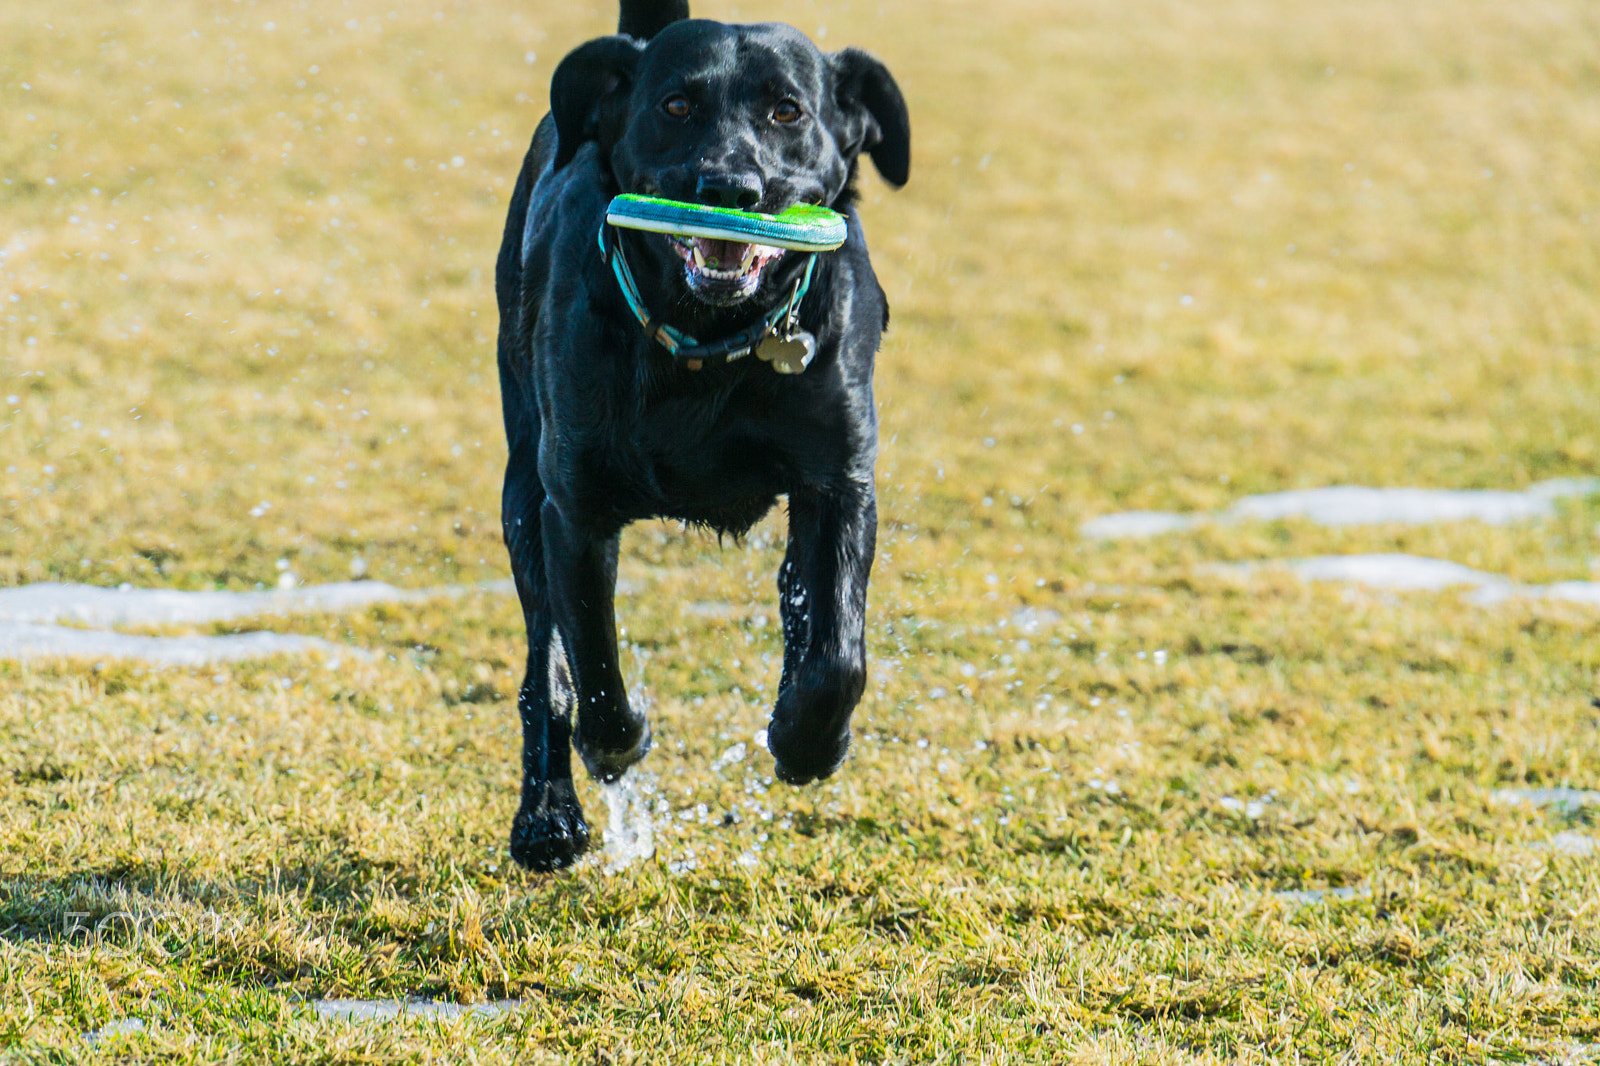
[1,844,473,984]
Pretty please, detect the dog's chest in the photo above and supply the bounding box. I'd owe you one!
[616,385,809,526]
[639,406,778,488]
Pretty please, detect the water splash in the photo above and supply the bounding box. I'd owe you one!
[600,774,656,873]
[712,741,747,771]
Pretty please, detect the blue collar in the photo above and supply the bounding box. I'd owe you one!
[598,221,818,371]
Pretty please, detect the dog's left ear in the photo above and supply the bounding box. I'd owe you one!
[830,48,911,188]
[550,35,644,171]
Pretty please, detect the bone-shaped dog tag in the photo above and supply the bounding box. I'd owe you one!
[754,330,816,374]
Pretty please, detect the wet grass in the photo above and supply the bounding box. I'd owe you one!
[3,0,1600,1061]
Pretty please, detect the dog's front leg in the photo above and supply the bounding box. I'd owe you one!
[504,458,591,872]
[541,499,653,783]
[768,479,877,784]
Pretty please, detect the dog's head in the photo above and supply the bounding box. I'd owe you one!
[549,19,909,307]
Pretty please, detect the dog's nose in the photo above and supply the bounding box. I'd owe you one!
[695,174,762,211]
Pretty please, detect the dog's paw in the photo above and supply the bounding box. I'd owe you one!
[766,717,851,786]
[575,716,652,784]
[509,779,591,872]
[766,667,860,784]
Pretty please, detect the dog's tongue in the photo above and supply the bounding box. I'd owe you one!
[695,236,750,270]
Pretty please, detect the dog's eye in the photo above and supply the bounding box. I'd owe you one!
[772,99,803,124]
[661,94,692,119]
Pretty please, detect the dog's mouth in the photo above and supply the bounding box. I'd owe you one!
[669,235,786,303]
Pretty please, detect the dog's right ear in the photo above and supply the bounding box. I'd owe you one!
[831,48,911,189]
[550,35,643,171]
[618,0,688,41]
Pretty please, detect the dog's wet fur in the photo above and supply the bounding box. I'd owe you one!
[494,0,910,871]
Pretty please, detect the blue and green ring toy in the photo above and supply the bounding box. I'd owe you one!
[604,194,847,252]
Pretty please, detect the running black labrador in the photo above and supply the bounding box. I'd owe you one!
[494,0,910,871]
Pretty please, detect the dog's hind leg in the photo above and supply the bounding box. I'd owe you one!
[541,502,652,783]
[767,480,877,784]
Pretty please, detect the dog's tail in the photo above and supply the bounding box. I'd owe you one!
[619,0,688,40]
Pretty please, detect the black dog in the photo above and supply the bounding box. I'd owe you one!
[493,0,910,871]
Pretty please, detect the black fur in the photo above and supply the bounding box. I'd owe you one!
[494,0,910,871]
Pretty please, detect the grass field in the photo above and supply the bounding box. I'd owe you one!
[4,0,1600,1061]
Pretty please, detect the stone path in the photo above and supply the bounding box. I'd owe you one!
[1224,553,1600,607]
[9,477,1597,667]
[312,998,522,1022]
[0,579,513,665]
[0,623,357,667]
[1082,478,1600,539]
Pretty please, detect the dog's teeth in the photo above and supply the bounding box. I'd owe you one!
[692,244,706,268]
[740,245,758,271]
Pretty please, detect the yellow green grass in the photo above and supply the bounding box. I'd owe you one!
[3,0,1600,1061]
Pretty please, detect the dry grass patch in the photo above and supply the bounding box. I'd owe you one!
[4,0,1600,1061]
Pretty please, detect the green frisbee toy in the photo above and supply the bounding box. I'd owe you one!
[605,194,847,252]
